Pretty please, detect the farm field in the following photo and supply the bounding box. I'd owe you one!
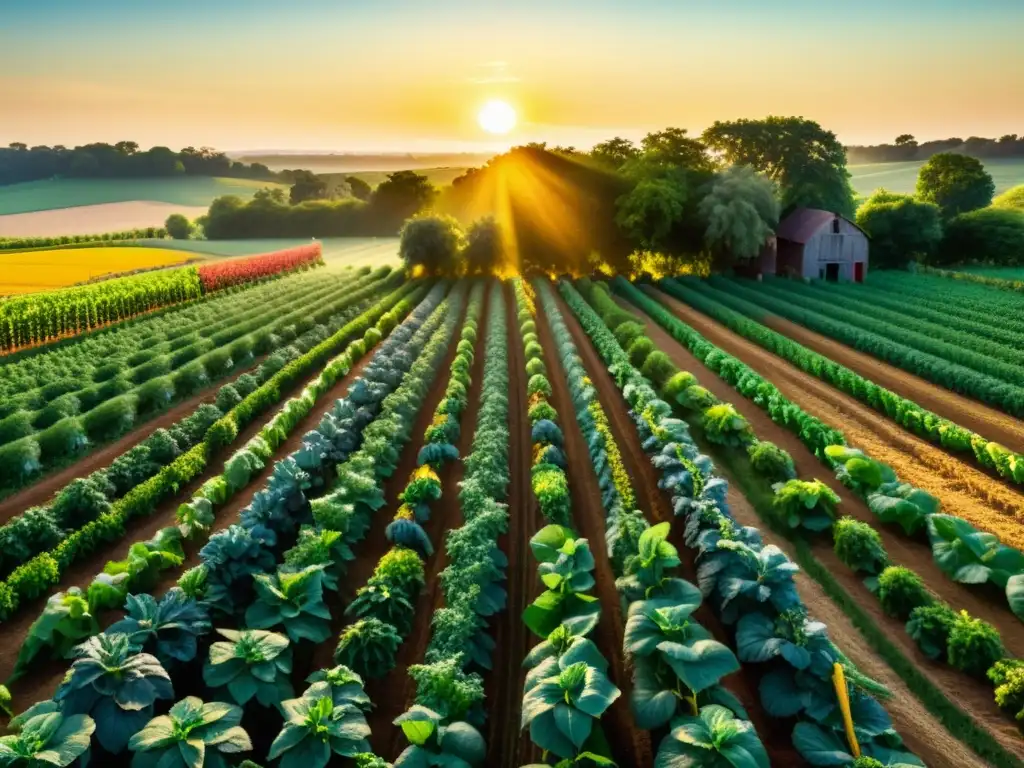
[146,236,400,267]
[849,157,1024,196]
[955,266,1024,280]
[0,201,209,238]
[0,246,196,294]
[3,267,1024,768]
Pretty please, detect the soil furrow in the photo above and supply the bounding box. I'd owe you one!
[483,282,541,766]
[621,288,1024,764]
[534,288,652,767]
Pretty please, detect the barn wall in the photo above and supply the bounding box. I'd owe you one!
[801,220,869,281]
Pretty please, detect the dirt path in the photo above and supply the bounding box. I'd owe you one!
[621,289,1024,764]
[365,290,489,758]
[535,292,652,767]
[2,345,381,710]
[484,282,542,766]
[759,311,1024,455]
[0,356,269,522]
[550,287,806,765]
[641,287,1024,552]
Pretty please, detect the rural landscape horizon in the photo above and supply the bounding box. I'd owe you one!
[1,3,1024,768]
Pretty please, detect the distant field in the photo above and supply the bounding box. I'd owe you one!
[142,237,400,267]
[0,177,288,215]
[0,201,208,238]
[0,246,194,294]
[850,157,1024,196]
[336,167,471,189]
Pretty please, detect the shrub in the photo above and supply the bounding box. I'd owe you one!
[99,375,133,401]
[531,466,571,526]
[876,566,932,620]
[747,441,796,483]
[526,358,546,377]
[137,376,175,413]
[641,351,677,387]
[34,393,82,430]
[988,659,1024,720]
[613,320,645,350]
[678,384,716,410]
[521,332,539,349]
[527,374,552,397]
[832,517,887,574]
[702,403,754,447]
[82,396,137,441]
[0,411,34,444]
[37,417,88,462]
[216,384,243,412]
[936,207,1024,266]
[52,477,111,529]
[663,371,698,401]
[201,348,234,378]
[626,336,655,368]
[145,429,181,464]
[528,401,557,423]
[234,373,260,397]
[524,341,543,361]
[173,362,208,396]
[133,355,173,385]
[947,611,1004,678]
[906,603,957,661]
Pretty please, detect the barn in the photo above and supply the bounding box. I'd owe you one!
[771,208,869,282]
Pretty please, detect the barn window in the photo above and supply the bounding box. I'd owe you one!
[832,218,841,234]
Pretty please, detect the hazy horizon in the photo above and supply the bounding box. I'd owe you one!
[2,0,1022,153]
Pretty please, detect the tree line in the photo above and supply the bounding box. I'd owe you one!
[847,134,1024,164]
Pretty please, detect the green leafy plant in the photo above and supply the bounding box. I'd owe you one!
[792,721,922,767]
[833,517,888,575]
[13,588,97,681]
[245,565,332,643]
[905,603,957,661]
[54,633,173,753]
[874,567,932,620]
[772,479,839,532]
[176,498,215,539]
[702,404,754,447]
[988,659,1024,721]
[202,629,293,708]
[747,441,796,483]
[523,526,600,639]
[0,709,95,767]
[926,514,1024,586]
[616,522,679,602]
[407,656,484,724]
[304,664,372,711]
[334,618,401,679]
[268,682,372,768]
[107,588,211,667]
[654,704,769,768]
[946,611,1004,678]
[531,466,571,526]
[393,706,485,767]
[128,697,251,768]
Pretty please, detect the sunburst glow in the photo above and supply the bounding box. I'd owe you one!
[477,100,517,135]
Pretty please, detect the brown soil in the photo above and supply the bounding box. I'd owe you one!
[1,345,381,709]
[484,282,543,766]
[550,286,806,766]
[0,356,267,522]
[622,288,1024,764]
[534,291,653,767]
[364,289,490,758]
[762,313,1024,455]
[640,287,1024,551]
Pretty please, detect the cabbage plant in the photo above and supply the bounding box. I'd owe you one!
[927,514,1024,586]
[393,706,486,767]
[825,446,895,495]
[522,525,600,639]
[54,633,173,753]
[772,479,839,532]
[176,497,215,539]
[13,588,97,681]
[202,629,293,708]
[792,722,923,767]
[304,665,371,711]
[268,682,371,768]
[0,709,95,768]
[705,541,801,625]
[616,522,680,602]
[654,704,769,768]
[128,697,251,768]
[107,589,211,667]
[244,564,332,643]
[736,610,834,677]
[866,483,939,536]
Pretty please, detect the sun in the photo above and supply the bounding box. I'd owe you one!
[478,99,517,135]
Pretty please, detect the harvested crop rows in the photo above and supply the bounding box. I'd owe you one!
[2,265,1024,768]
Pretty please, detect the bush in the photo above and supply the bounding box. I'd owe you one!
[201,348,234,378]
[173,362,208,396]
[663,371,698,401]
[906,603,956,661]
[936,207,1024,266]
[747,441,796,483]
[702,403,754,447]
[626,336,655,368]
[145,429,181,464]
[613,320,645,350]
[876,566,932,620]
[34,394,81,430]
[52,477,111,529]
[216,385,243,412]
[132,356,173,385]
[234,374,260,397]
[0,438,41,486]
[832,517,887,574]
[82,396,137,441]
[524,341,543,361]
[37,418,88,462]
[527,374,552,397]
[0,411,34,445]
[137,376,175,414]
[678,384,716,411]
[947,611,1004,678]
[641,351,677,387]
[399,214,464,275]
[531,466,571,526]
[525,358,545,377]
[988,659,1024,720]
[165,213,193,239]
[521,319,536,336]
[528,401,557,423]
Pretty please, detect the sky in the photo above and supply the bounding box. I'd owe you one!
[1,0,1022,154]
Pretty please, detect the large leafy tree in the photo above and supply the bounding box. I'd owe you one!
[936,207,1024,266]
[699,165,779,265]
[637,127,715,173]
[369,170,437,230]
[702,116,855,217]
[590,136,639,170]
[916,153,995,217]
[855,188,943,268]
[462,216,505,275]
[615,174,688,253]
[399,214,465,275]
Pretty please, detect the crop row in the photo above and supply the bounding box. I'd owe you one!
[0,267,395,494]
[663,277,1024,491]
[0,227,165,252]
[0,278,423,623]
[0,281,455,767]
[560,277,925,767]
[196,245,322,292]
[918,264,1024,294]
[876,270,1024,320]
[0,243,324,352]
[712,276,1024,417]
[607,280,1024,743]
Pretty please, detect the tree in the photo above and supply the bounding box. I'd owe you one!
[702,116,855,217]
[936,208,1024,266]
[855,188,943,269]
[399,214,465,275]
[615,174,688,253]
[114,140,139,155]
[346,175,372,201]
[590,137,639,169]
[253,187,287,205]
[638,127,715,172]
[699,165,779,265]
[894,134,917,147]
[370,171,436,231]
[462,216,504,275]
[916,153,995,217]
[288,170,329,204]
[165,213,193,240]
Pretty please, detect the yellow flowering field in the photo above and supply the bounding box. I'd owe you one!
[0,246,194,295]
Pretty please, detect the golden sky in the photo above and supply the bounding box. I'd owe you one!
[1,0,1022,152]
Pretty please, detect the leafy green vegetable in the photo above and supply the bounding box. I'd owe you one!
[202,629,293,709]
[0,709,95,767]
[245,565,332,643]
[927,514,1024,586]
[107,588,211,667]
[334,619,401,679]
[128,696,251,768]
[772,479,839,533]
[654,704,768,768]
[13,588,97,681]
[393,706,486,767]
[523,526,601,639]
[268,682,372,768]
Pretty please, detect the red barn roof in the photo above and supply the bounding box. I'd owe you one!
[776,208,866,244]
